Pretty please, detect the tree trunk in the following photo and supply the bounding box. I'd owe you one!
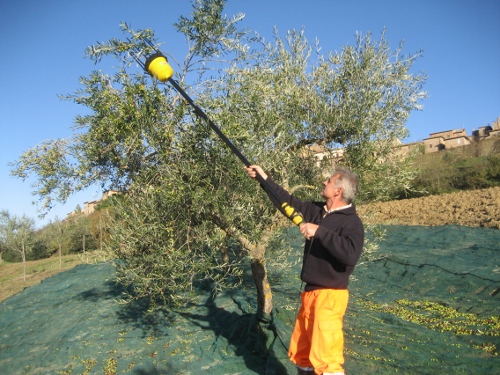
[251,257,273,316]
[220,247,229,264]
[210,214,275,317]
[21,238,26,281]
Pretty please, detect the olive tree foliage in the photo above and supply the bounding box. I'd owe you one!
[212,29,427,203]
[11,0,426,309]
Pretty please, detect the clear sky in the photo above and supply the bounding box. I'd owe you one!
[1,0,499,227]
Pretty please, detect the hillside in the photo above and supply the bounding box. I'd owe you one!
[358,186,500,229]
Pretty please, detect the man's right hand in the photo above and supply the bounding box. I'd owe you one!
[299,222,319,240]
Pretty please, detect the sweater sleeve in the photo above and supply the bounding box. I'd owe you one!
[263,178,321,223]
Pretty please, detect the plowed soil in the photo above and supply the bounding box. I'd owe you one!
[358,186,500,229]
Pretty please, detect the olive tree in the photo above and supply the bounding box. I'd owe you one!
[40,217,65,267]
[11,0,426,312]
[0,210,38,280]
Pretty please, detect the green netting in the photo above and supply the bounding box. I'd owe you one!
[0,225,499,374]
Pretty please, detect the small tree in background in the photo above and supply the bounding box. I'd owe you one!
[0,210,38,280]
[11,0,426,311]
[41,217,67,267]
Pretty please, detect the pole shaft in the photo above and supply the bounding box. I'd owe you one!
[168,78,270,186]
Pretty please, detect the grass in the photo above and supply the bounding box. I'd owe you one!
[0,252,107,302]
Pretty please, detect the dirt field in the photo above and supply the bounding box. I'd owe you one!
[358,186,500,229]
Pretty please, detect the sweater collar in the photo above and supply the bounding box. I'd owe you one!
[323,203,352,215]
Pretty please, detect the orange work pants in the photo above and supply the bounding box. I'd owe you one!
[288,289,349,375]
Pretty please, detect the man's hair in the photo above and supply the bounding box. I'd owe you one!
[331,167,359,204]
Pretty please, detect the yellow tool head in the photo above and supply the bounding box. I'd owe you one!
[145,52,174,82]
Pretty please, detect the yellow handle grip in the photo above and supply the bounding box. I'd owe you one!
[281,202,303,226]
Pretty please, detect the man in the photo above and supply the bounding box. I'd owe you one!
[245,165,364,375]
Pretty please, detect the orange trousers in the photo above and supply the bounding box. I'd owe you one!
[288,289,349,375]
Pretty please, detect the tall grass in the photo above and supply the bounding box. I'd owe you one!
[0,252,106,302]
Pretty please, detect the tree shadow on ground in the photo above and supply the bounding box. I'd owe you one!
[130,362,180,375]
[75,278,125,302]
[71,265,292,374]
[113,296,178,339]
[74,277,176,339]
[178,291,291,375]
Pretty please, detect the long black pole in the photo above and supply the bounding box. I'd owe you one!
[167,78,303,226]
[168,79,251,167]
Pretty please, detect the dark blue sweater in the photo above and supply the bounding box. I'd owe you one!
[265,178,364,290]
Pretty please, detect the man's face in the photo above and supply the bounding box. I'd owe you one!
[321,174,342,200]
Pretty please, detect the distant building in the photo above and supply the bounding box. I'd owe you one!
[304,144,344,168]
[472,125,492,140]
[66,190,119,220]
[491,117,500,138]
[423,128,471,153]
[392,141,421,157]
[83,190,119,215]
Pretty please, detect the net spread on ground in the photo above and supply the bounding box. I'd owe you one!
[0,225,498,374]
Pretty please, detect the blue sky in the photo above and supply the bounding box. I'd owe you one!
[1,0,499,227]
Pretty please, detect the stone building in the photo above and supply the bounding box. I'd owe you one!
[423,128,471,153]
[473,116,500,140]
[82,190,119,216]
